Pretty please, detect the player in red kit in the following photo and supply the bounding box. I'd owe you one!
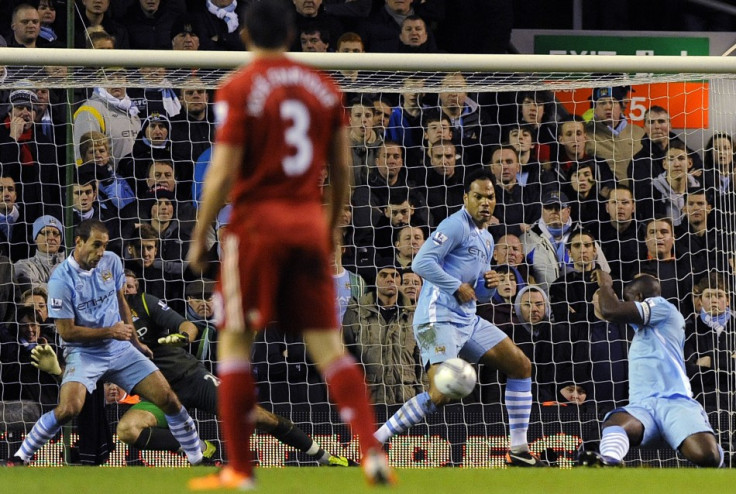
[187,0,394,490]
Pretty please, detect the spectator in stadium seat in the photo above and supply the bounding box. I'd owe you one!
[0,88,62,223]
[183,277,218,369]
[0,305,61,437]
[585,86,646,184]
[684,271,735,411]
[122,0,184,50]
[0,175,32,263]
[37,0,61,45]
[639,216,692,311]
[33,87,67,165]
[13,215,64,296]
[333,233,368,326]
[118,113,174,198]
[292,0,344,52]
[492,233,534,285]
[192,0,244,51]
[68,171,124,255]
[74,0,129,48]
[170,15,201,51]
[512,90,562,150]
[520,190,575,295]
[20,286,51,335]
[143,160,197,225]
[7,3,59,48]
[435,72,487,166]
[393,225,426,269]
[360,0,444,53]
[423,140,480,224]
[169,81,214,201]
[405,110,453,183]
[565,160,608,226]
[397,15,437,53]
[594,186,643,282]
[298,23,330,52]
[346,97,383,187]
[78,131,137,219]
[351,141,429,249]
[675,188,728,280]
[373,98,393,139]
[477,264,524,335]
[549,227,606,325]
[386,76,426,162]
[488,145,542,236]
[73,68,142,170]
[651,140,702,227]
[703,132,735,193]
[628,106,701,218]
[398,267,422,308]
[127,68,182,121]
[124,222,185,312]
[85,28,115,49]
[503,124,542,186]
[546,116,614,199]
[333,31,364,88]
[342,262,424,405]
[140,189,193,267]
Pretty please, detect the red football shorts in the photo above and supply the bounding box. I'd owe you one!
[217,203,338,334]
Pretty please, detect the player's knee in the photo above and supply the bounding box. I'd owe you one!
[156,389,182,414]
[116,418,141,445]
[508,352,532,379]
[692,445,722,468]
[55,399,84,422]
[253,407,278,431]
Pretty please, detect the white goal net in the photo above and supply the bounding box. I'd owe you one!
[0,49,735,468]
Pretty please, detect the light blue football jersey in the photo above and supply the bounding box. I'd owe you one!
[628,296,692,402]
[413,207,494,326]
[47,250,126,349]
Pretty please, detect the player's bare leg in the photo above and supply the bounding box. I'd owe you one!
[304,329,395,485]
[679,432,723,467]
[581,412,643,467]
[189,330,256,491]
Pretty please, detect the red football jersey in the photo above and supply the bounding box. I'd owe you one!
[214,56,344,209]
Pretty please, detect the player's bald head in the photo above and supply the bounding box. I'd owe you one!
[624,273,661,301]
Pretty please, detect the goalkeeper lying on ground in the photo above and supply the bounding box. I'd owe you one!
[31,275,356,467]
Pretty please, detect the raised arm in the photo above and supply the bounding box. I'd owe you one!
[593,270,644,325]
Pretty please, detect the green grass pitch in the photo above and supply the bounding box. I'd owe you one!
[3,467,736,494]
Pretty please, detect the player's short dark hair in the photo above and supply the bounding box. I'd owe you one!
[392,223,427,244]
[625,274,661,300]
[557,114,586,137]
[243,0,294,49]
[695,270,730,294]
[76,218,108,242]
[300,21,330,44]
[422,109,450,129]
[464,168,496,193]
[684,187,713,206]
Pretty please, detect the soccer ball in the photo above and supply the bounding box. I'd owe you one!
[434,358,477,399]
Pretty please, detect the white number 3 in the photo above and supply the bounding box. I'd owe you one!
[280,100,313,176]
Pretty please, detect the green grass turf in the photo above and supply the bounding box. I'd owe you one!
[4,467,736,494]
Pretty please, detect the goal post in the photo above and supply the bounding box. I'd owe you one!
[0,49,735,468]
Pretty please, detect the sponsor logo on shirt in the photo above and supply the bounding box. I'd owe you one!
[214,101,228,127]
[432,232,448,245]
[157,300,170,311]
[50,298,62,310]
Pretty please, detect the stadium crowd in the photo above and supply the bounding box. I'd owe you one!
[0,0,734,463]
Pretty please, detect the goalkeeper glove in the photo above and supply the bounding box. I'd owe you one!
[157,333,189,346]
[31,344,63,376]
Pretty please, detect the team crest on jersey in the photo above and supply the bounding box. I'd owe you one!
[50,298,62,310]
[435,345,446,355]
[432,232,448,246]
[101,270,113,282]
[130,308,139,321]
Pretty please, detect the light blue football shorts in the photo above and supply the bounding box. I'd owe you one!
[62,342,159,395]
[414,316,507,367]
[607,395,715,450]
